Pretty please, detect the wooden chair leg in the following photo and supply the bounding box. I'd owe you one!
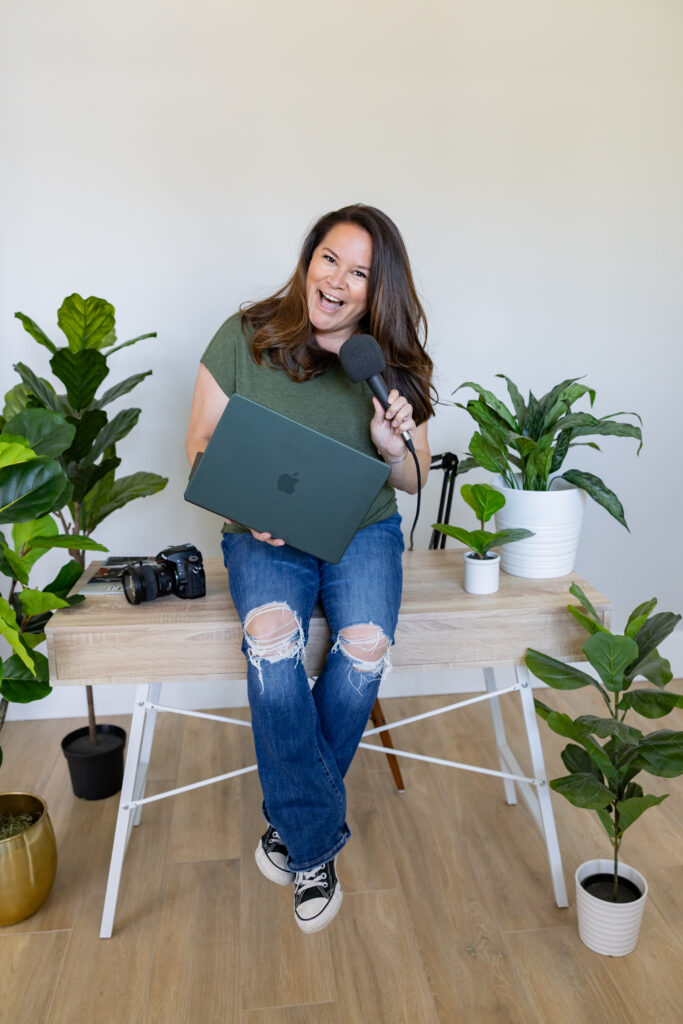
[369,697,405,792]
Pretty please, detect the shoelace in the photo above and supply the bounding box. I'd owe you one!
[295,867,328,896]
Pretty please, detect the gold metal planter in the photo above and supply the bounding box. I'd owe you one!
[0,793,57,926]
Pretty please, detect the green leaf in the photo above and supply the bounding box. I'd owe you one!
[494,374,526,423]
[618,690,683,718]
[625,598,658,638]
[568,582,602,624]
[14,312,58,354]
[70,455,121,504]
[454,382,518,429]
[2,383,31,421]
[29,533,108,552]
[44,558,83,598]
[550,773,614,810]
[0,596,35,671]
[0,439,36,468]
[533,702,614,776]
[105,331,156,356]
[12,363,62,413]
[526,648,603,691]
[430,523,489,556]
[18,587,70,619]
[57,294,116,352]
[561,469,628,529]
[561,743,604,782]
[574,714,641,743]
[615,794,667,833]
[485,528,534,547]
[93,371,153,409]
[50,349,109,410]
[83,471,167,529]
[635,730,683,778]
[460,482,505,523]
[0,457,68,522]
[458,398,511,446]
[550,430,572,474]
[12,515,58,573]
[5,408,76,459]
[63,409,108,462]
[625,649,673,689]
[85,407,140,463]
[596,808,615,840]
[583,633,639,692]
[468,432,511,476]
[631,612,682,666]
[0,650,50,703]
[567,605,610,635]
[0,542,30,584]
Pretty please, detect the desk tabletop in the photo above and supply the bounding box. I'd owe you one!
[45,552,610,685]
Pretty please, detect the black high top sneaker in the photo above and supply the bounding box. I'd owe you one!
[255,825,295,885]
[293,857,343,933]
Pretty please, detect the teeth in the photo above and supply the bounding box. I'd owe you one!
[321,291,343,305]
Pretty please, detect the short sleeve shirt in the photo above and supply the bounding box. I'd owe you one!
[200,313,398,531]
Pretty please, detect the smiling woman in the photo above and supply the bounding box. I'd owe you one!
[184,203,436,935]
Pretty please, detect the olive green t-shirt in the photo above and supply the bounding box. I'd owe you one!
[200,313,398,533]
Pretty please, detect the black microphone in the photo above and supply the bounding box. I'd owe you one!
[338,333,414,450]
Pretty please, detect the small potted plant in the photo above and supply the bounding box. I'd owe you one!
[526,584,683,955]
[454,375,642,578]
[431,483,534,594]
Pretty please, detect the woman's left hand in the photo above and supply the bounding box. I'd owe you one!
[370,390,416,462]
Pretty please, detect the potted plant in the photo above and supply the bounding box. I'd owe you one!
[0,411,107,923]
[431,483,534,594]
[8,293,168,797]
[526,584,683,955]
[455,376,642,578]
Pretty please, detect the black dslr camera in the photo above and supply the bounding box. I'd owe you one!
[121,544,206,605]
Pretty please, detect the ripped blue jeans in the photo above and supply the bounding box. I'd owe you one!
[221,513,404,871]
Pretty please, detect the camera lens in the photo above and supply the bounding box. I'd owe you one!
[122,564,160,605]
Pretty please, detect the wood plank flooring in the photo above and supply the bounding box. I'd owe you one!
[1,687,682,1024]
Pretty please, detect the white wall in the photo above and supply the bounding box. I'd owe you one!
[2,0,682,719]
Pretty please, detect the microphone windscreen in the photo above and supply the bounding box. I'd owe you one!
[338,334,386,383]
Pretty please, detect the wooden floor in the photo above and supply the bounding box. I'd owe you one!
[2,686,683,1024]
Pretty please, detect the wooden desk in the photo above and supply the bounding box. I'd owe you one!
[46,552,611,937]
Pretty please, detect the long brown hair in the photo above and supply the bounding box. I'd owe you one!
[241,204,436,423]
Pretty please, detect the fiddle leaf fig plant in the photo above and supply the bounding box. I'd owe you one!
[7,293,168,743]
[432,482,534,558]
[527,584,683,901]
[0,410,107,767]
[455,375,642,529]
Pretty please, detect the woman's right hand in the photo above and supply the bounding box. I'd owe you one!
[225,519,285,546]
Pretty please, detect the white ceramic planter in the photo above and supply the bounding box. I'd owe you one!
[575,859,648,957]
[491,474,586,579]
[463,551,500,595]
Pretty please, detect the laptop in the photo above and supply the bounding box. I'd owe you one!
[184,394,391,563]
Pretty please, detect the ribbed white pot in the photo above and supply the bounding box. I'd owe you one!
[575,859,648,957]
[463,551,500,595]
[491,474,586,579]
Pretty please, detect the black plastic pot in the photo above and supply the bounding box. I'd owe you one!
[61,724,127,800]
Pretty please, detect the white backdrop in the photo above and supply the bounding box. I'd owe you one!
[2,0,681,719]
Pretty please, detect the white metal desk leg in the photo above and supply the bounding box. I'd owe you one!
[100,682,149,938]
[133,681,161,827]
[483,668,517,805]
[515,665,568,907]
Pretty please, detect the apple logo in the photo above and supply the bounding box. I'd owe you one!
[277,471,299,495]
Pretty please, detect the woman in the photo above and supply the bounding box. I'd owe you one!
[186,204,435,933]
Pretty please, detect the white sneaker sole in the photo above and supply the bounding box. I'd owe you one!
[255,842,295,886]
[295,885,343,934]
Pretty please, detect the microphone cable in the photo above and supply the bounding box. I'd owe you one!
[402,439,421,552]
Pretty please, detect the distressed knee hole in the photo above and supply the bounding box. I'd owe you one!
[244,602,302,661]
[334,623,390,673]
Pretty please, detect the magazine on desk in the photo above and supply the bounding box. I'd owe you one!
[80,556,156,595]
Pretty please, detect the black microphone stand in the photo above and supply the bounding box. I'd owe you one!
[428,452,459,549]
